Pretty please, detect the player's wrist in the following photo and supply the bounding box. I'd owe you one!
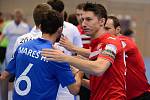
[72,46,79,54]
[0,71,10,80]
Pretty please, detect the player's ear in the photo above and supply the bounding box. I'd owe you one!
[99,18,106,27]
[116,26,121,34]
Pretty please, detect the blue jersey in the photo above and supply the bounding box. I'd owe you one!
[6,38,75,100]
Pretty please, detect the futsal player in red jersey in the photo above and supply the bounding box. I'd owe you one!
[105,16,150,100]
[41,3,126,100]
[89,33,126,100]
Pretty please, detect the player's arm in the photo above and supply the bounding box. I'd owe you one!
[0,71,10,80]
[42,49,111,76]
[1,54,18,80]
[54,61,83,95]
[66,56,111,76]
[59,36,90,58]
[67,71,84,95]
[3,46,19,78]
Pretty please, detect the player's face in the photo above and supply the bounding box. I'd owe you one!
[76,9,84,24]
[105,19,116,35]
[81,11,101,37]
[15,12,23,23]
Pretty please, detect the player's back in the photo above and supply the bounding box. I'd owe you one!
[13,38,74,100]
[119,35,150,99]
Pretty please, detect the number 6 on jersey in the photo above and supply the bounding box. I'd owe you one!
[15,63,33,96]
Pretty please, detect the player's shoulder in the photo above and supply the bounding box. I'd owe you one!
[17,33,32,41]
[4,21,14,28]
[107,36,118,41]
[19,38,36,47]
[20,21,29,28]
[16,33,38,46]
[119,35,135,45]
[64,21,74,26]
[64,21,77,29]
[105,33,120,43]
[118,35,129,41]
[104,34,122,48]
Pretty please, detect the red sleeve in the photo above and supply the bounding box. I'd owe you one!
[98,54,114,64]
[98,43,117,64]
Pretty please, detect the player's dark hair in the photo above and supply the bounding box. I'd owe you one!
[83,3,107,24]
[47,0,64,13]
[33,3,51,26]
[68,14,78,26]
[76,3,85,10]
[83,2,107,24]
[40,10,63,34]
[108,16,120,29]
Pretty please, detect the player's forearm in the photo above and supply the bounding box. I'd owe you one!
[72,47,90,58]
[65,56,106,76]
[73,71,84,94]
[81,79,90,89]
[67,71,83,95]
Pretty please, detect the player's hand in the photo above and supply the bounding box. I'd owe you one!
[70,65,79,75]
[41,48,69,62]
[0,71,10,80]
[59,36,76,52]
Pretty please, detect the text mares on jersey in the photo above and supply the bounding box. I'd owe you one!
[18,47,48,62]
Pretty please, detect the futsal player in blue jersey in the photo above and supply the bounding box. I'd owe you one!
[0,4,80,100]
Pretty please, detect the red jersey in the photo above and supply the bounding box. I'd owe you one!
[119,36,150,100]
[77,25,91,49]
[89,33,126,100]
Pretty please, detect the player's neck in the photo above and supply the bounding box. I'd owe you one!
[92,27,106,39]
[42,33,56,44]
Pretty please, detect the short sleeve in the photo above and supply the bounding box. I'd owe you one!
[54,62,75,87]
[98,44,117,64]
